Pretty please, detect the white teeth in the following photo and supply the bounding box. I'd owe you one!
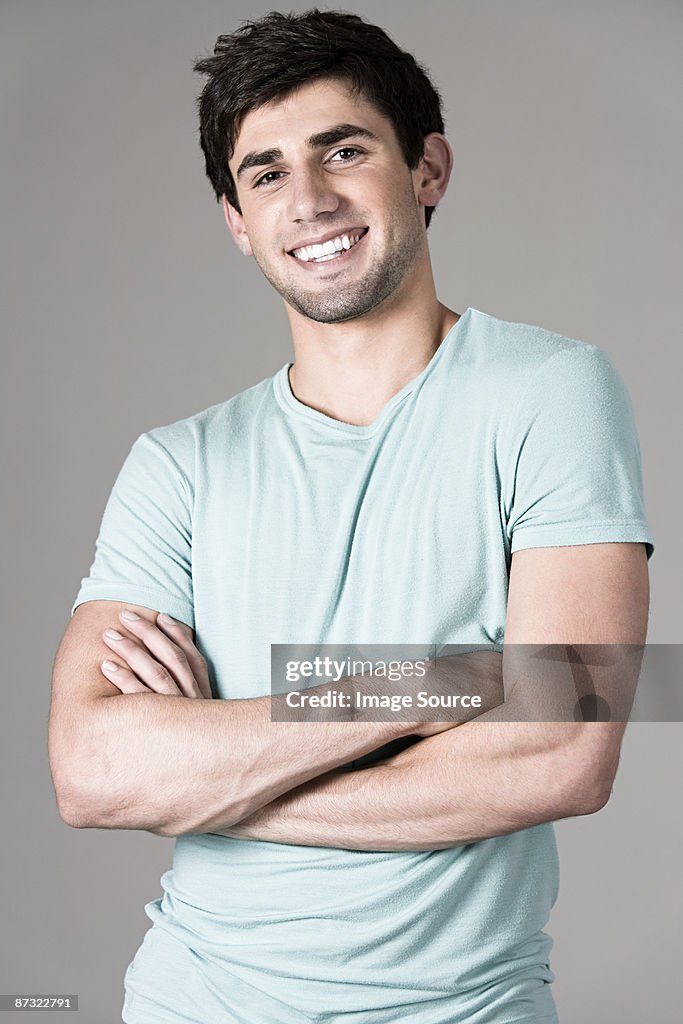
[292,230,365,262]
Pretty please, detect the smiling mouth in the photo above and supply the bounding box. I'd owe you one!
[288,228,368,263]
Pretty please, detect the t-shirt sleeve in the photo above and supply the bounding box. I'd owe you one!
[71,431,195,627]
[505,344,655,560]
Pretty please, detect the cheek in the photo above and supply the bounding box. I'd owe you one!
[246,213,285,258]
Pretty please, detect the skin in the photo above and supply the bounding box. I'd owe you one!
[222,77,459,427]
[98,542,649,848]
[51,76,650,849]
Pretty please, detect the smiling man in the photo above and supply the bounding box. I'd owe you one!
[222,69,459,422]
[48,10,655,1024]
[228,93,435,330]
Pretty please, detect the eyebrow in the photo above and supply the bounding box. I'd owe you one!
[235,123,380,181]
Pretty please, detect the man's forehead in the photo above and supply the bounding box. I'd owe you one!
[231,79,385,163]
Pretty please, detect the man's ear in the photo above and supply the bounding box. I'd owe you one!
[221,195,253,257]
[412,133,453,212]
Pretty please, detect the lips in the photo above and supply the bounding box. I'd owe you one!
[287,227,368,263]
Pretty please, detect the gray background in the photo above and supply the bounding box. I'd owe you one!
[2,0,681,1021]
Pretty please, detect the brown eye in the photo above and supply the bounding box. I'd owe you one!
[254,170,285,188]
[330,147,361,162]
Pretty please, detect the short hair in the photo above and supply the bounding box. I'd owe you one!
[193,8,446,228]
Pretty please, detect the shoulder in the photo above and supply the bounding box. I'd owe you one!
[462,307,626,419]
[129,372,278,482]
[465,306,604,378]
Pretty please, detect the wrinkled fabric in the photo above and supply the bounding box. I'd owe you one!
[73,306,654,1022]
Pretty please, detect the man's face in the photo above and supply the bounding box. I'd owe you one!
[226,78,429,324]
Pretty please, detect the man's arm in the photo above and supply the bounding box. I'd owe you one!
[48,600,438,838]
[210,542,649,850]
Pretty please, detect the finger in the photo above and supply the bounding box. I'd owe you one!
[102,627,184,696]
[117,611,208,698]
[100,658,155,695]
[155,613,213,699]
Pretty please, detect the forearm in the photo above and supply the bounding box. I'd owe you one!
[214,709,611,851]
[70,645,499,837]
[71,690,416,836]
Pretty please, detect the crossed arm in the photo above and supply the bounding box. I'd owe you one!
[49,543,648,850]
[211,715,611,852]
[217,543,648,851]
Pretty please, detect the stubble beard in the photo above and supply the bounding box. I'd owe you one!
[250,191,426,325]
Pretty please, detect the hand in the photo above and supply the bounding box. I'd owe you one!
[100,610,212,698]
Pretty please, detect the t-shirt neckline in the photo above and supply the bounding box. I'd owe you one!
[273,307,473,438]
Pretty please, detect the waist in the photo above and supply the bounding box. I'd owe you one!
[156,826,558,992]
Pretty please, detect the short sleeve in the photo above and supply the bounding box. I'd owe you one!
[504,344,655,560]
[71,431,195,627]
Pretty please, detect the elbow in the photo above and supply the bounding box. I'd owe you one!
[558,769,614,818]
[49,720,93,827]
[55,785,173,834]
[553,734,620,818]
[566,786,611,817]
[52,768,183,836]
[581,780,613,815]
[51,762,99,829]
[52,769,110,830]
[48,720,174,834]
[50,752,90,829]
[56,792,94,830]
[50,746,102,830]
[49,753,127,831]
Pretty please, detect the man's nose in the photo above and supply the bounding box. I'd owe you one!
[286,167,340,222]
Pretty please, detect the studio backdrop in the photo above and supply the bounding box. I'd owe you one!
[1,2,681,1022]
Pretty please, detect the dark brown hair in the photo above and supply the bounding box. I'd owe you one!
[193,9,446,227]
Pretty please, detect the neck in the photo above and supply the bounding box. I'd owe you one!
[284,270,460,428]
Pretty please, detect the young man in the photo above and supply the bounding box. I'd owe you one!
[48,10,654,1024]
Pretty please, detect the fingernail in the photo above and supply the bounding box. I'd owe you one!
[104,628,124,640]
[159,613,176,626]
[102,659,119,672]
[121,609,140,621]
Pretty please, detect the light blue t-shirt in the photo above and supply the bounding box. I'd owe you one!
[72,307,655,1024]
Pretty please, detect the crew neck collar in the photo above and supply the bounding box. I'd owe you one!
[273,307,473,438]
